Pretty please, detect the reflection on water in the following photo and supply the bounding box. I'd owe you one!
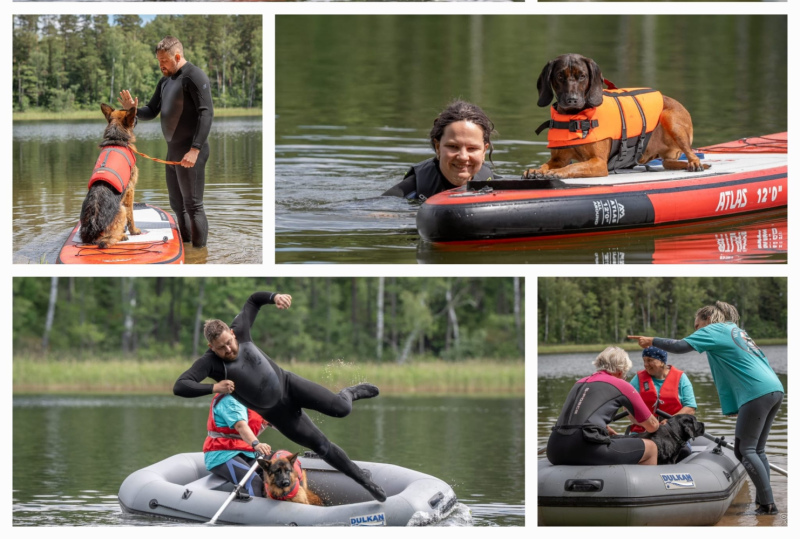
[537,346,788,526]
[13,116,262,264]
[13,395,524,526]
[275,15,786,264]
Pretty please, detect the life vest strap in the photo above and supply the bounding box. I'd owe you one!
[535,118,599,138]
[206,431,244,440]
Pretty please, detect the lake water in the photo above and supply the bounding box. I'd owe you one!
[13,394,524,526]
[13,116,262,264]
[538,346,787,526]
[275,15,787,264]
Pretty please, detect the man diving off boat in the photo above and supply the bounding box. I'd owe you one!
[173,291,386,502]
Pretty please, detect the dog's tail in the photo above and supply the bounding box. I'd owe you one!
[79,184,121,245]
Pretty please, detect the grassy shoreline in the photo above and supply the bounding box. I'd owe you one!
[13,107,262,121]
[538,339,787,355]
[13,358,524,396]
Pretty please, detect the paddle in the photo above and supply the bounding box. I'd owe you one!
[207,458,262,525]
[654,410,788,477]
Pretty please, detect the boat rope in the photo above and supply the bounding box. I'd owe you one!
[131,148,181,166]
[75,238,170,257]
[700,135,786,153]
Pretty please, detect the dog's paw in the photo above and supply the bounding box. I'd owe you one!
[539,172,563,181]
[120,234,128,242]
[686,160,709,172]
[129,227,142,235]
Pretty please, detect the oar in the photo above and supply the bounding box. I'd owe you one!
[207,459,262,525]
[655,410,788,477]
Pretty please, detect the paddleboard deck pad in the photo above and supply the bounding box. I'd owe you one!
[417,133,787,243]
[57,202,184,264]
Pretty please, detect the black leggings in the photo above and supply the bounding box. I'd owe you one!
[209,455,264,497]
[734,391,784,505]
[547,427,645,466]
[258,373,367,488]
[165,142,209,247]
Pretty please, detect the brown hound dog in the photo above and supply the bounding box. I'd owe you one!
[524,54,707,180]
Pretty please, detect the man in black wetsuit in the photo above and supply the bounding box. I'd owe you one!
[173,291,387,502]
[118,35,213,248]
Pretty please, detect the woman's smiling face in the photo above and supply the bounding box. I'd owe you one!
[434,120,489,187]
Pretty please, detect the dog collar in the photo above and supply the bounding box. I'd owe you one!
[268,479,300,501]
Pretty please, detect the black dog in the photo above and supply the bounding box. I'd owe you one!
[641,415,704,464]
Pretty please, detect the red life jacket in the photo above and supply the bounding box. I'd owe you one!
[265,450,304,501]
[202,393,269,454]
[87,146,136,193]
[631,366,684,433]
[539,88,664,171]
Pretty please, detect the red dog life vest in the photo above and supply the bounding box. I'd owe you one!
[87,146,136,193]
[542,88,664,171]
[266,449,304,501]
[630,366,684,433]
[202,393,269,454]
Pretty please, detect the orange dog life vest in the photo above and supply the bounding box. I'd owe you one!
[87,146,136,193]
[539,88,664,171]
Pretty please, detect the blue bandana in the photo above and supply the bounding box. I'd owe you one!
[642,346,667,363]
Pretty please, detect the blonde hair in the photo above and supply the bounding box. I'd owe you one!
[695,300,740,325]
[592,346,632,376]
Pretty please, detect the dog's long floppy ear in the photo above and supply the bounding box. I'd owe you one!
[100,103,114,123]
[584,57,604,109]
[537,60,556,107]
[124,107,137,129]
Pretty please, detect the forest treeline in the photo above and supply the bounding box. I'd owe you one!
[12,15,262,112]
[14,277,524,363]
[539,277,786,345]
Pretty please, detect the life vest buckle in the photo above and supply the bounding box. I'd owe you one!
[568,119,598,139]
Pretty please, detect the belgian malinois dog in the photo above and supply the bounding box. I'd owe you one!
[79,103,141,247]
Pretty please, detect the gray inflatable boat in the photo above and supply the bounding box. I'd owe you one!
[538,436,746,526]
[119,452,459,526]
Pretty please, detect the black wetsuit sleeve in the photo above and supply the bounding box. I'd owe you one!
[183,73,214,150]
[230,292,278,344]
[382,171,417,198]
[173,351,225,397]
[653,338,696,354]
[137,78,166,121]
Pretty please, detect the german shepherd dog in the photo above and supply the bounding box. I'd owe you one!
[258,451,324,506]
[79,104,141,247]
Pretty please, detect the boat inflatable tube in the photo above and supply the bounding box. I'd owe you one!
[538,436,746,526]
[119,452,459,526]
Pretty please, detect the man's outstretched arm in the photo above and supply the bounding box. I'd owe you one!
[232,292,292,343]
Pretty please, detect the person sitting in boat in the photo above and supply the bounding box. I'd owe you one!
[628,346,697,462]
[547,346,661,466]
[382,100,500,201]
[629,300,784,516]
[204,392,272,497]
[174,291,387,502]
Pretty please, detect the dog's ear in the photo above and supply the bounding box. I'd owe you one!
[584,57,604,109]
[124,107,137,129]
[288,452,299,464]
[537,60,556,107]
[100,103,114,122]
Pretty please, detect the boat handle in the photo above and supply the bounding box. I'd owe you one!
[564,479,604,492]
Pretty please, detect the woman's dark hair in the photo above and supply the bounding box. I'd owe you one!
[429,100,496,162]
